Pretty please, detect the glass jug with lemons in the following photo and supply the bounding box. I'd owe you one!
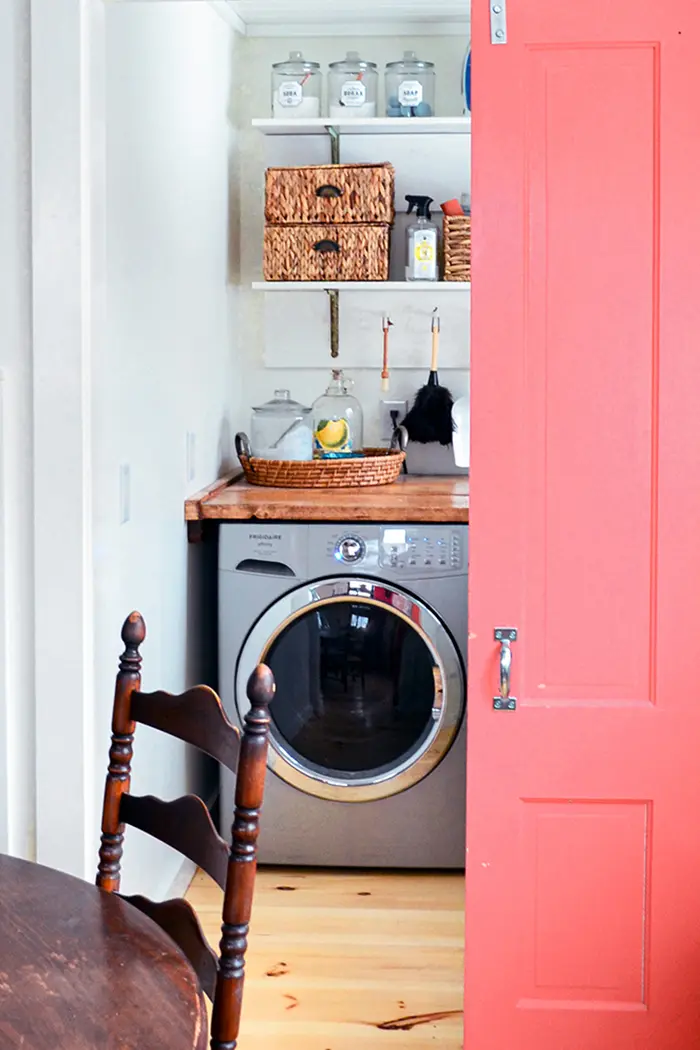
[312,370,364,459]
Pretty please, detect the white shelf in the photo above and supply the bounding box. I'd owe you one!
[252,117,471,137]
[252,281,471,292]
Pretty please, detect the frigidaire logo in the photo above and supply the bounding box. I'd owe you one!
[249,533,282,541]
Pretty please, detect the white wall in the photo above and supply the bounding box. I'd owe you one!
[95,1,239,896]
[0,0,35,860]
[233,33,470,446]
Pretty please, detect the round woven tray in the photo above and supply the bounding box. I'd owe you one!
[239,448,406,489]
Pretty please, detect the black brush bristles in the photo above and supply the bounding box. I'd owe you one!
[403,373,455,446]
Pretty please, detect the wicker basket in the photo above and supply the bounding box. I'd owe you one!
[443,214,472,282]
[264,223,390,282]
[239,449,406,488]
[265,164,395,225]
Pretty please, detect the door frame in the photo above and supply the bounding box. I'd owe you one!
[29,0,106,876]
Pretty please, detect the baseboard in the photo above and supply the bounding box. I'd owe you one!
[166,856,198,899]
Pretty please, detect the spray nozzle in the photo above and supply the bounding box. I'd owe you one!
[406,195,434,220]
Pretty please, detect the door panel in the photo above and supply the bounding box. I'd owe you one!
[467,1,700,1047]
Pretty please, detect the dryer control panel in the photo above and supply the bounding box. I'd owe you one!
[379,527,464,571]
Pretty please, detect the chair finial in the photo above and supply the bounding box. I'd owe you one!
[246,664,275,710]
[120,611,146,674]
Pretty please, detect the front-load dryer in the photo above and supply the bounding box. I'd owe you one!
[218,522,467,868]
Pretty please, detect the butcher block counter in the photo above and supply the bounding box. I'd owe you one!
[185,472,469,539]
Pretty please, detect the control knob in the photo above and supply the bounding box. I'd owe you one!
[335,535,366,564]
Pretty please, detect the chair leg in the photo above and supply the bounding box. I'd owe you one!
[210,666,273,1050]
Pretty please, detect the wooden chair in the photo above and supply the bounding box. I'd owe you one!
[96,611,275,1050]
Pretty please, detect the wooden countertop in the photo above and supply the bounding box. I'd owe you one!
[185,472,468,538]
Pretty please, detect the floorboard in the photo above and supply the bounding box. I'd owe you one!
[186,866,464,1049]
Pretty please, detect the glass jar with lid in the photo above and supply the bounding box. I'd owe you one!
[328,52,378,119]
[251,389,313,461]
[385,51,436,118]
[271,51,322,119]
[312,370,364,459]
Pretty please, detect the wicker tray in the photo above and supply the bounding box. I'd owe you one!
[443,214,472,282]
[265,163,395,225]
[239,448,406,488]
[264,223,390,282]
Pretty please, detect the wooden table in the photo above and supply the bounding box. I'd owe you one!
[0,854,207,1050]
[185,471,469,541]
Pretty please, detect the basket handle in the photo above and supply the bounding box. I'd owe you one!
[313,239,341,253]
[316,184,343,198]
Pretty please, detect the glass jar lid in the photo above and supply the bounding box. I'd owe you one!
[329,51,377,72]
[386,50,435,71]
[252,389,311,416]
[272,50,320,74]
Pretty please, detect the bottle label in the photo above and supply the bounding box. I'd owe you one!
[314,418,353,457]
[410,231,437,279]
[340,80,367,107]
[278,81,303,108]
[398,80,423,106]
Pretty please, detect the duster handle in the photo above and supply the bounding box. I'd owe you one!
[431,313,441,372]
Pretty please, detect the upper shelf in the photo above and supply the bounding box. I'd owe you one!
[252,117,472,137]
[252,281,471,292]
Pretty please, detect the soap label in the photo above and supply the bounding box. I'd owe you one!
[415,238,436,263]
[340,80,367,107]
[314,418,353,458]
[278,81,303,108]
[398,80,423,106]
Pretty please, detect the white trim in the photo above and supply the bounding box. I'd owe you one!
[166,858,198,900]
[208,0,246,35]
[0,371,9,853]
[244,20,469,37]
[30,0,106,878]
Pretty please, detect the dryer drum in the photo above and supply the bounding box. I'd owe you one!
[236,577,464,803]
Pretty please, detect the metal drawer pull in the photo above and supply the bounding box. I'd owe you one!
[313,239,341,253]
[316,184,343,198]
[493,627,517,710]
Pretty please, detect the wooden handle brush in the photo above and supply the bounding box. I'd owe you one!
[381,315,393,392]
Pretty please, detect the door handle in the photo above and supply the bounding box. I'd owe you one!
[494,628,517,710]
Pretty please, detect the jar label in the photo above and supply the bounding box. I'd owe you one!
[314,418,353,457]
[415,237,436,263]
[398,80,423,106]
[340,80,367,107]
[278,81,303,108]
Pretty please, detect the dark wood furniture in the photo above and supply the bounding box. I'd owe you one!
[0,852,208,1050]
[97,611,275,1050]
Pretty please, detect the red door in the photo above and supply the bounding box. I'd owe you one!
[467,2,700,1047]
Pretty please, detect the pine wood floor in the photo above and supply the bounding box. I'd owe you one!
[186,866,464,1049]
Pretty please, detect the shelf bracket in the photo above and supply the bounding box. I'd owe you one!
[327,125,341,164]
[327,288,340,359]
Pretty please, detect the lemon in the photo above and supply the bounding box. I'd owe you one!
[316,418,350,450]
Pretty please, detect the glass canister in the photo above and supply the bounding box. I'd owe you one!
[251,390,313,461]
[271,51,322,119]
[312,370,364,459]
[385,51,436,117]
[328,52,378,119]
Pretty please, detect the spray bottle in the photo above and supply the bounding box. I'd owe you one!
[405,195,439,282]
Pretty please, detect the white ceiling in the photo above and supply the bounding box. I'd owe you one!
[225,0,470,36]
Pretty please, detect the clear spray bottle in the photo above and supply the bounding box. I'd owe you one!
[405,195,439,282]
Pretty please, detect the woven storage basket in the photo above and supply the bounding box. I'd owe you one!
[443,214,472,282]
[239,449,406,488]
[265,163,395,225]
[264,223,390,282]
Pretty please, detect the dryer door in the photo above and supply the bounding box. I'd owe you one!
[236,576,464,802]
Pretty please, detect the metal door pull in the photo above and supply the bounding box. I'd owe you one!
[493,627,517,710]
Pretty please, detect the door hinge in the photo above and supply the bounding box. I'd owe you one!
[490,0,507,44]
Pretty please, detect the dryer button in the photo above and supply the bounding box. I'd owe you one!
[335,535,366,564]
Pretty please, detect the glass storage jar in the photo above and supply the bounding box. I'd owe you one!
[271,51,322,119]
[251,390,313,461]
[385,51,436,118]
[328,52,378,119]
[312,370,364,459]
